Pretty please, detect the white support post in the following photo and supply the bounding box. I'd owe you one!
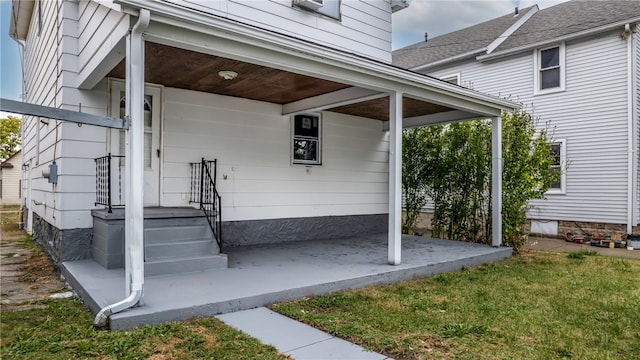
[491,116,503,247]
[125,10,149,299]
[388,92,402,265]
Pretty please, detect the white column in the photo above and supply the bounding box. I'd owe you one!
[492,116,503,247]
[388,92,402,265]
[125,10,149,298]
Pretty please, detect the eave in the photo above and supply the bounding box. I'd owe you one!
[9,0,35,41]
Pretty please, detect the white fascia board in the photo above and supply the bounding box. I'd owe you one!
[409,49,485,72]
[478,17,640,62]
[282,88,385,116]
[116,0,518,116]
[382,110,482,130]
[486,5,538,54]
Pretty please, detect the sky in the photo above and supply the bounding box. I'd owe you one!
[0,0,568,114]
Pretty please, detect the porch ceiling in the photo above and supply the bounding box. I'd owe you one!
[106,42,456,121]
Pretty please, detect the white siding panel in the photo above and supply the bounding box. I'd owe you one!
[636,24,640,225]
[426,32,631,224]
[163,87,389,221]
[164,0,392,61]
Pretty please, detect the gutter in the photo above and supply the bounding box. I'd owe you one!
[477,17,640,62]
[94,8,150,329]
[409,48,486,72]
[625,23,635,234]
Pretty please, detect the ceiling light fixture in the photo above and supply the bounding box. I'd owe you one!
[218,70,238,80]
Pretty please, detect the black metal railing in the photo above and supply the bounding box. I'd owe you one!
[95,154,125,213]
[190,158,222,250]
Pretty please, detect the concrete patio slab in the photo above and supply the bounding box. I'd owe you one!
[61,235,511,330]
[526,237,640,259]
[217,307,390,359]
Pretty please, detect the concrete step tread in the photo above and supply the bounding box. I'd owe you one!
[145,254,227,265]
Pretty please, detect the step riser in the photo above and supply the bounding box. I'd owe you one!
[146,240,218,260]
[143,217,209,228]
[145,254,228,276]
[145,226,213,245]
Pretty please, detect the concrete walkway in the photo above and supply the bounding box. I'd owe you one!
[217,307,391,360]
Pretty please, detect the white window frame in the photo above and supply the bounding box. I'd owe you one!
[291,113,322,165]
[440,73,461,85]
[546,139,566,195]
[534,43,565,95]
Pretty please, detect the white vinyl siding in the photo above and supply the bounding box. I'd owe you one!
[21,0,111,229]
[426,30,631,225]
[163,88,389,221]
[1,158,22,205]
[635,23,640,225]
[165,0,392,61]
[77,0,128,85]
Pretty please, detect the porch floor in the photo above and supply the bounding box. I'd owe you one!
[62,235,511,330]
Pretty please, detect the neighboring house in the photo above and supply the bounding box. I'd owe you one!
[7,0,517,324]
[394,0,640,238]
[1,150,22,205]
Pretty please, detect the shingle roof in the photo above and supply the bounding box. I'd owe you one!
[495,0,640,52]
[393,0,640,69]
[392,6,537,69]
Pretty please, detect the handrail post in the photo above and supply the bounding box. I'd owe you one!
[199,157,205,209]
[107,153,113,213]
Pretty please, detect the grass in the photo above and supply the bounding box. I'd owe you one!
[0,204,289,360]
[272,252,640,360]
[0,297,287,360]
[567,249,599,259]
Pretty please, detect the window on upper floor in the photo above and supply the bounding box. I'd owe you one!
[547,140,566,194]
[534,44,565,95]
[292,114,322,165]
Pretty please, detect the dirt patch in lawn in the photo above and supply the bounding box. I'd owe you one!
[1,208,70,311]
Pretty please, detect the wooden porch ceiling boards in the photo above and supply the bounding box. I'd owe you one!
[328,97,454,121]
[106,42,454,121]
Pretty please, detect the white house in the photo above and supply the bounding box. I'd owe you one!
[7,0,517,326]
[394,0,640,239]
[1,149,22,205]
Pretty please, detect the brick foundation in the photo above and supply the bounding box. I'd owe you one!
[411,211,640,239]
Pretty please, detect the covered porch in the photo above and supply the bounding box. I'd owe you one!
[75,1,516,327]
[62,235,511,330]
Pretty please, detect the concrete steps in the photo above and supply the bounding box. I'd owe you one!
[92,207,227,276]
[142,210,227,276]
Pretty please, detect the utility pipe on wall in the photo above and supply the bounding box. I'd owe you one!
[94,8,150,328]
[625,23,635,235]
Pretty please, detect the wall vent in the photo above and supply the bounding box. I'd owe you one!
[294,0,324,11]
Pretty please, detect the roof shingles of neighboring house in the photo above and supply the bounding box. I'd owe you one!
[393,0,640,69]
[495,0,640,52]
[392,5,537,69]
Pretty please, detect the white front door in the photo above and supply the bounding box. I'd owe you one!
[109,80,162,206]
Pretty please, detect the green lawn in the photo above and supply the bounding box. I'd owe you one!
[1,297,288,360]
[272,252,640,360]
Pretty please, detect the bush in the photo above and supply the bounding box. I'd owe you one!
[402,110,559,253]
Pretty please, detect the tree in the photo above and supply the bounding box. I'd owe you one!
[1,116,22,161]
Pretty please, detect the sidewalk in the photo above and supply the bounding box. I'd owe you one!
[526,236,640,259]
[217,307,391,360]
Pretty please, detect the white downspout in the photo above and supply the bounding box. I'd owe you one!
[94,8,150,328]
[625,23,634,235]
